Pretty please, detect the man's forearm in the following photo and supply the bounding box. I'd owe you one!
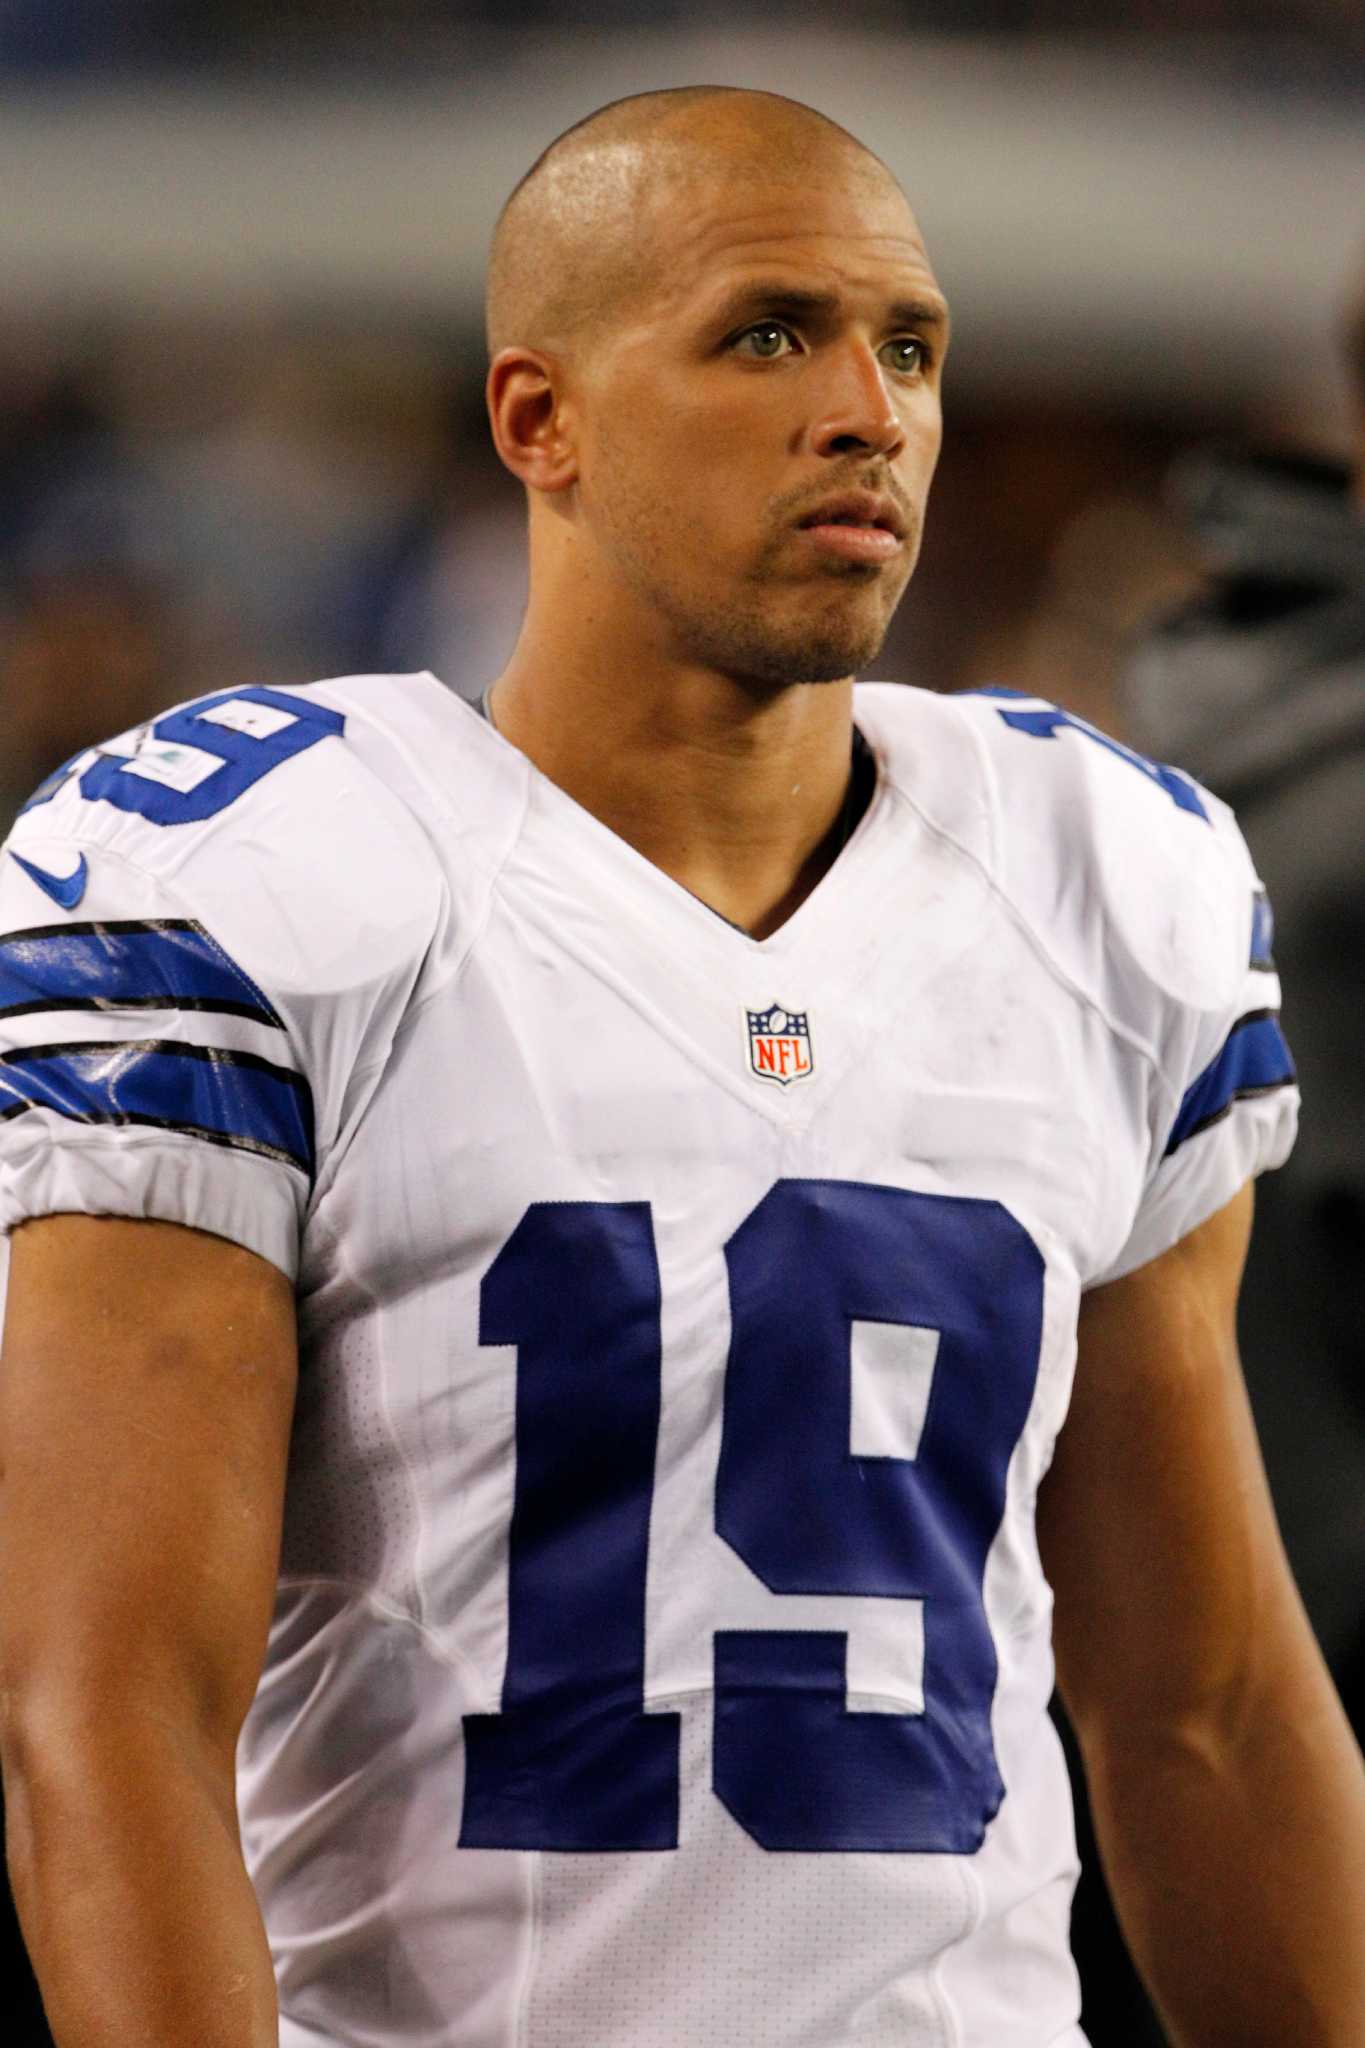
[1084,1651,1365,2047]
[3,1715,277,2048]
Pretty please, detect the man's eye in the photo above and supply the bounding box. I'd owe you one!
[879,336,927,376]
[735,323,796,360]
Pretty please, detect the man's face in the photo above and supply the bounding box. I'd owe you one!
[567,159,948,686]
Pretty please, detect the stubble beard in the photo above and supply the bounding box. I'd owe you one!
[617,529,918,689]
[677,595,890,686]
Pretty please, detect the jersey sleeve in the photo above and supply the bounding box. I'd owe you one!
[0,686,442,1282]
[946,689,1299,1289]
[1052,725,1301,1287]
[1095,864,1296,1284]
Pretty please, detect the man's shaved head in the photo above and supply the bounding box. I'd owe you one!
[486,87,899,359]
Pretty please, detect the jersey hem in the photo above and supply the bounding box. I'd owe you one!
[0,1123,301,1278]
[1085,1083,1298,1287]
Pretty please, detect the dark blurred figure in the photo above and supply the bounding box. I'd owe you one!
[1092,285,1365,2043]
[976,312,1365,2047]
[0,559,180,834]
[0,349,184,835]
[1124,423,1365,1715]
[0,1874,49,2042]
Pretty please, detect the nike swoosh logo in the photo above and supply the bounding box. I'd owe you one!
[9,849,90,910]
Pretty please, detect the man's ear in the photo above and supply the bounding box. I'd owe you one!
[486,348,579,494]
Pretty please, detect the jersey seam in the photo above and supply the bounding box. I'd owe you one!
[271,1573,482,1686]
[884,726,1170,1090]
[368,755,533,1037]
[302,1022,427,1229]
[0,1116,299,1158]
[514,1852,544,2048]
[880,729,1186,1185]
[381,1303,434,1638]
[0,1118,308,1259]
[874,696,1209,1276]
[323,673,534,1013]
[1086,1105,1294,1289]
[290,1198,433,1635]
[927,1850,978,2048]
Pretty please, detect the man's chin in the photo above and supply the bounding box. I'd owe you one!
[667,590,890,688]
[719,622,889,688]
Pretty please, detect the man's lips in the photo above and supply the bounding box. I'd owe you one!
[797,523,903,563]
[793,491,907,564]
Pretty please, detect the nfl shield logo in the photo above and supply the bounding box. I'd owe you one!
[745,1002,814,1087]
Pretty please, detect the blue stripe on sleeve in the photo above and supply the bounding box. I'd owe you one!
[1164,1010,1296,1158]
[0,1039,313,1176]
[0,921,281,1025]
[1249,892,1275,970]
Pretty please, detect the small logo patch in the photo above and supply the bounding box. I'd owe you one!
[117,738,223,794]
[10,849,89,910]
[745,1002,814,1087]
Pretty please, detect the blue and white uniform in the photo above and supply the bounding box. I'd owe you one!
[0,676,1296,2048]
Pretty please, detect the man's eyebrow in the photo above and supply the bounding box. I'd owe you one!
[888,297,950,333]
[707,282,949,332]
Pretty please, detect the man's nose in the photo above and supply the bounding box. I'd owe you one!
[809,343,905,460]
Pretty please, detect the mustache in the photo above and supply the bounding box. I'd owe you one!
[770,467,916,535]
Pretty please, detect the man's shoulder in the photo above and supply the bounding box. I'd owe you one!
[0,675,489,1275]
[856,678,1216,833]
[856,681,1258,1030]
[1,674,467,1007]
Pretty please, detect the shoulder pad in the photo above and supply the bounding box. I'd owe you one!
[5,681,443,1012]
[873,686,1258,1039]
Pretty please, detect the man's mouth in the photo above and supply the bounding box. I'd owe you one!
[794,491,907,563]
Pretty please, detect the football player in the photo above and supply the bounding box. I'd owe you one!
[1,87,1362,2048]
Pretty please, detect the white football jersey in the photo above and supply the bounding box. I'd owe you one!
[0,674,1296,2048]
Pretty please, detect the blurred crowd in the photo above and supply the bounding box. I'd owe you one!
[4,0,1364,76]
[0,317,520,826]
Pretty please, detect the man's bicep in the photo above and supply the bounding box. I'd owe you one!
[0,1215,297,1755]
[1039,1181,1308,1738]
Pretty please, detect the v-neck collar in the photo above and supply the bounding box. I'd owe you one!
[467,688,887,953]
[676,727,879,939]
[347,672,998,1128]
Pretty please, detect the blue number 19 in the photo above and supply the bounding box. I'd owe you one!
[460,1180,1044,1856]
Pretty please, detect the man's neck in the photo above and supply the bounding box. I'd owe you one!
[486,644,861,941]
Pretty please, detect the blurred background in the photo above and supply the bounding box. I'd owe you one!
[2,4,1363,2043]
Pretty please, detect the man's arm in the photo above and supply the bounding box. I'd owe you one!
[1039,1183,1365,2047]
[0,1214,297,2048]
